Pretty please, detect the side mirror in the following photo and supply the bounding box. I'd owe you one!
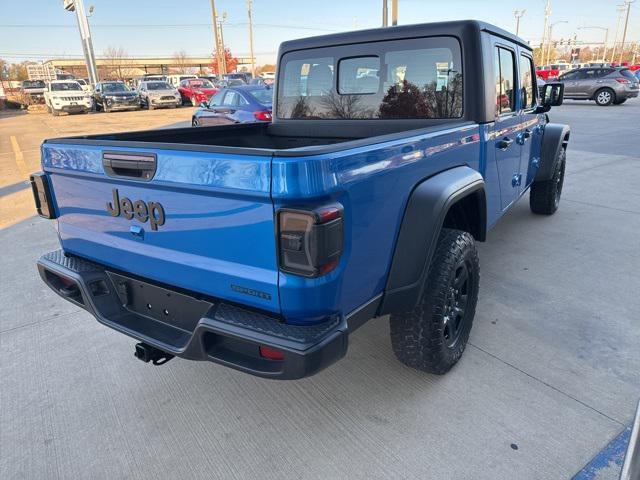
[536,82,564,112]
[199,102,208,108]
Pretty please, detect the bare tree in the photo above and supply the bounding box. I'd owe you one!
[172,50,191,74]
[103,46,136,81]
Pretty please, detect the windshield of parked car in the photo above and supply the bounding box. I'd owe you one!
[103,83,129,93]
[277,36,463,120]
[188,80,214,88]
[249,88,273,105]
[23,80,45,88]
[50,82,82,91]
[146,82,172,90]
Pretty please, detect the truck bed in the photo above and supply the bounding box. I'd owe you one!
[45,121,473,156]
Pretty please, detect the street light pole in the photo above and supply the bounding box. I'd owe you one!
[545,20,568,66]
[246,0,256,78]
[391,0,398,26]
[541,0,552,65]
[514,9,526,36]
[619,0,636,64]
[382,0,388,27]
[63,0,99,85]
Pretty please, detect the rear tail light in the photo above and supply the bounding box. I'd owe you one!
[277,205,343,277]
[254,110,272,121]
[615,78,630,84]
[30,172,57,219]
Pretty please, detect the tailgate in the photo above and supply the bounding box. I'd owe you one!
[42,142,279,313]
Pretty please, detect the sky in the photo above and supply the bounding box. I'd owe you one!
[0,0,637,65]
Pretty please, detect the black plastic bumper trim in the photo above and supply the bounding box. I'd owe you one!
[37,250,349,380]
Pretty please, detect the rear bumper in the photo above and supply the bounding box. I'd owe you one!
[37,250,348,379]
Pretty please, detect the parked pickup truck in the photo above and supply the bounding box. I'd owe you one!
[31,20,568,379]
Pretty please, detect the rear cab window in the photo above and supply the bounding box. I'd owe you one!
[277,37,463,120]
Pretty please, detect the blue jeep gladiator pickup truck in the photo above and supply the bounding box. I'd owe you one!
[31,21,568,379]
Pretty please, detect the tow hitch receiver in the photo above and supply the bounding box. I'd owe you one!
[134,342,174,366]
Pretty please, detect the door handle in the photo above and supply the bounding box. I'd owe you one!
[496,137,514,150]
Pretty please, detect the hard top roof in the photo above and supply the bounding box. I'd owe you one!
[279,20,531,53]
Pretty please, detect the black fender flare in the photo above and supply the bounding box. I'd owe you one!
[378,166,486,316]
[535,123,570,182]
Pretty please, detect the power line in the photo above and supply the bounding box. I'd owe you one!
[0,22,341,32]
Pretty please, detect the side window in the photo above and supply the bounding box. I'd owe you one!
[223,90,239,106]
[560,70,578,81]
[236,94,249,106]
[582,69,597,80]
[208,91,225,107]
[338,56,380,94]
[519,54,535,110]
[495,47,516,115]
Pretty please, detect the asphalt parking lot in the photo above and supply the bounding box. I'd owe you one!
[1,99,639,479]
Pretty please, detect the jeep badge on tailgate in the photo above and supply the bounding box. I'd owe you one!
[106,188,165,230]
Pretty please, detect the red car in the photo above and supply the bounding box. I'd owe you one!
[177,78,218,106]
[536,63,572,81]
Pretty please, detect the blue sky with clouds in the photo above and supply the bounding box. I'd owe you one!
[0,0,637,64]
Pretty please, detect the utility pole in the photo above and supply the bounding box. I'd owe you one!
[211,0,227,75]
[610,4,626,64]
[382,0,388,27]
[210,0,223,76]
[246,0,255,78]
[63,0,99,85]
[514,9,526,36]
[391,0,398,26]
[618,0,636,64]
[218,14,227,74]
[541,0,551,65]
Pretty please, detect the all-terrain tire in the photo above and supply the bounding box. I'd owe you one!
[390,228,480,375]
[529,147,566,215]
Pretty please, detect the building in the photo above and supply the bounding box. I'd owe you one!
[43,56,255,80]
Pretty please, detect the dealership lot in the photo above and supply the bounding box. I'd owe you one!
[0,108,192,229]
[1,100,639,479]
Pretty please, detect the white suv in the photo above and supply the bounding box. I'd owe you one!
[44,80,93,116]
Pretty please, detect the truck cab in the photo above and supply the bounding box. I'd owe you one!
[32,21,568,379]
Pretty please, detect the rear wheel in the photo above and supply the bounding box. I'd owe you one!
[389,228,479,375]
[594,88,614,106]
[530,148,566,215]
[191,117,199,127]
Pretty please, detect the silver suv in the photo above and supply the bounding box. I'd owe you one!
[557,67,639,106]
